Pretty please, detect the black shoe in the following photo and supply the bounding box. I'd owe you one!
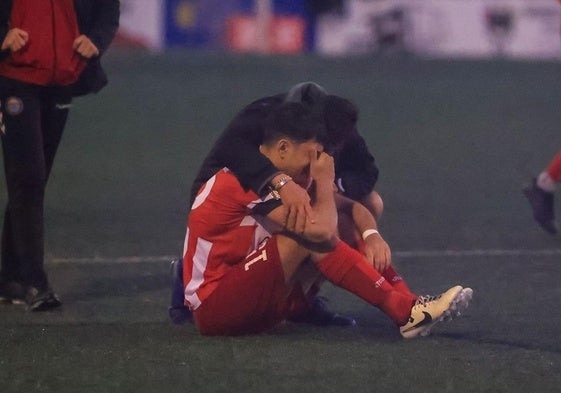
[289,297,356,327]
[25,287,62,312]
[523,179,558,234]
[168,258,192,324]
[0,280,27,305]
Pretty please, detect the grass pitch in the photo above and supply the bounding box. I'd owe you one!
[1,50,561,392]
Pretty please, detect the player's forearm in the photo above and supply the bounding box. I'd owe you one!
[352,199,378,234]
[335,193,378,237]
[306,179,338,242]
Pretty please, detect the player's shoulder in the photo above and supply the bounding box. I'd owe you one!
[193,168,266,211]
[213,168,260,201]
[215,168,242,188]
[191,169,239,209]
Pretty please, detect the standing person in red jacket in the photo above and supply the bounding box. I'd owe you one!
[0,0,119,311]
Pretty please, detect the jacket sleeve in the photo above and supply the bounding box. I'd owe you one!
[335,132,379,200]
[72,0,119,96]
[0,1,11,59]
[81,0,120,55]
[206,97,281,193]
[190,97,282,205]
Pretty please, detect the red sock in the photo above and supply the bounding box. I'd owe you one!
[356,239,416,297]
[547,151,561,182]
[315,241,416,325]
[382,266,416,297]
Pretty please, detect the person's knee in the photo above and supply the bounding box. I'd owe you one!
[275,233,338,281]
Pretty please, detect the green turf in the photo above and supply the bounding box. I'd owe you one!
[1,50,561,392]
[2,256,561,393]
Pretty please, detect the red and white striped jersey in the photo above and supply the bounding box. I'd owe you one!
[182,168,279,310]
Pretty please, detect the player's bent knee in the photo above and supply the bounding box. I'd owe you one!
[274,233,337,281]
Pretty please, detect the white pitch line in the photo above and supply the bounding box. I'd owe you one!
[394,249,561,258]
[46,249,561,264]
[47,255,178,265]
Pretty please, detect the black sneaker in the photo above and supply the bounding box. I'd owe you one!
[168,258,192,324]
[0,281,27,305]
[25,287,62,312]
[289,297,356,327]
[523,179,558,234]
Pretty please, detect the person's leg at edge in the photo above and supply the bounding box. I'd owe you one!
[0,81,66,309]
[539,151,561,190]
[523,150,561,234]
[0,80,49,295]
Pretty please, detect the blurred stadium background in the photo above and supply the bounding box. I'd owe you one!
[42,0,561,258]
[2,1,561,392]
[117,0,561,59]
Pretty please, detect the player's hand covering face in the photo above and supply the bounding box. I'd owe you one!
[284,140,324,187]
[309,149,335,185]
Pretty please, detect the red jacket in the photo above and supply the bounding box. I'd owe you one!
[0,0,87,86]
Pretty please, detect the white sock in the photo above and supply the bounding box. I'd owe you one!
[537,171,556,192]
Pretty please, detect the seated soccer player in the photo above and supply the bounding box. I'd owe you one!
[169,82,383,325]
[181,102,473,338]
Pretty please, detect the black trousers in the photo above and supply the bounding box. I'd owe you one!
[0,76,72,291]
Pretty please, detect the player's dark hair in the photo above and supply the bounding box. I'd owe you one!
[319,95,359,153]
[263,102,320,145]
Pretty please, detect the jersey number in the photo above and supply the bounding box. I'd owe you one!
[244,249,268,271]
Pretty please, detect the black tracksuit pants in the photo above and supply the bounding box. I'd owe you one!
[0,76,72,291]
